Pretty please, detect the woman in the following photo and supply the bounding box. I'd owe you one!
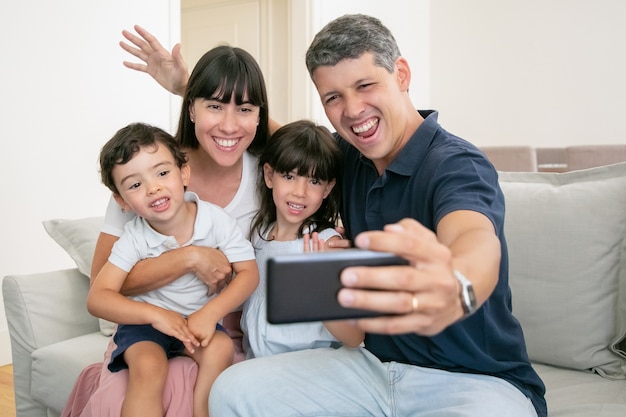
[63,32,271,417]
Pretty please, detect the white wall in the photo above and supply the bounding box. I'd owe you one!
[430,0,626,147]
[293,0,626,148]
[0,0,180,364]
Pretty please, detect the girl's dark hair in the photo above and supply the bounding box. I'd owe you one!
[176,45,269,156]
[250,120,341,242]
[99,123,186,194]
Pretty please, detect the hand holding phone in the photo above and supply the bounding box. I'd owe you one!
[266,249,408,324]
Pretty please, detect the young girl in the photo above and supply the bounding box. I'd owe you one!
[242,120,364,358]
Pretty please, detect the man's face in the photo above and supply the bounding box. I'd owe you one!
[312,52,412,173]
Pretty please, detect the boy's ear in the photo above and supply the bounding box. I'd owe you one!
[181,163,191,187]
[113,193,131,213]
[263,163,274,188]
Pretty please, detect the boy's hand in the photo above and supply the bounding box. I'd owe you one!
[187,310,218,348]
[151,309,200,353]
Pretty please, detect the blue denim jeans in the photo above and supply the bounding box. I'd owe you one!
[209,346,538,417]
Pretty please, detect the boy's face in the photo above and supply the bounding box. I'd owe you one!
[311,52,412,174]
[112,143,190,223]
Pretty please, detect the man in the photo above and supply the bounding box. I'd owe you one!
[122,13,546,417]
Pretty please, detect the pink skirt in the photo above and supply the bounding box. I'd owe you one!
[61,313,245,417]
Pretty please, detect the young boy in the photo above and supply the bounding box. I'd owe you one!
[88,122,258,417]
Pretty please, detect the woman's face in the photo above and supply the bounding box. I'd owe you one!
[189,94,260,167]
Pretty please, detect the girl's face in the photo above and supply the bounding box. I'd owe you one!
[263,163,336,230]
[189,94,260,167]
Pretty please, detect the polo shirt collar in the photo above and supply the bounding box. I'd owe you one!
[141,191,204,248]
[383,110,440,176]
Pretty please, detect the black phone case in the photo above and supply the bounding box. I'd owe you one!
[266,249,409,324]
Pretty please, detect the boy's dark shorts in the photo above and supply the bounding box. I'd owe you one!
[108,322,227,372]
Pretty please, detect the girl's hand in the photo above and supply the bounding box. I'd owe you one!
[303,232,326,252]
[151,309,200,353]
[305,232,350,252]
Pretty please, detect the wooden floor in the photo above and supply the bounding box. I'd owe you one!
[0,364,16,417]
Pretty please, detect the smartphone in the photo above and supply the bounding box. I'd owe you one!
[266,249,409,324]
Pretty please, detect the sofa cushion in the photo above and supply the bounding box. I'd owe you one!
[31,332,109,414]
[43,217,103,277]
[43,216,117,337]
[499,163,626,377]
[532,363,626,416]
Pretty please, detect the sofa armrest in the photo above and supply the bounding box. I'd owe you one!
[3,268,99,416]
[3,268,98,353]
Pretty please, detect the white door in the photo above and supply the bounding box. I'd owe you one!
[181,0,260,69]
[181,0,289,124]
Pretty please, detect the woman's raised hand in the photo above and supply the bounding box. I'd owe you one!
[120,25,189,96]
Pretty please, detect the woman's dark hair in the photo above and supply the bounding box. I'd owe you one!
[99,123,186,194]
[176,45,269,156]
[250,120,341,242]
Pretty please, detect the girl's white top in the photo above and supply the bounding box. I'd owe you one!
[242,225,342,359]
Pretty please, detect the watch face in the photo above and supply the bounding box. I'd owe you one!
[466,285,477,312]
[455,270,477,315]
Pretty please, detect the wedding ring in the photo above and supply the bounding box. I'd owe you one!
[411,293,419,313]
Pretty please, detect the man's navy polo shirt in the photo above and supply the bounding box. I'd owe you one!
[335,110,546,417]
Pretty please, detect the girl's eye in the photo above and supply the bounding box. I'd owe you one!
[282,173,293,180]
[129,182,141,190]
[158,170,169,177]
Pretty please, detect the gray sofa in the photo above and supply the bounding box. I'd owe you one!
[4,163,626,417]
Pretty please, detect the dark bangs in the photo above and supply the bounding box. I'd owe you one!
[266,126,339,182]
[194,53,263,107]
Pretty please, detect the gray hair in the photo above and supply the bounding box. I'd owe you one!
[305,14,401,76]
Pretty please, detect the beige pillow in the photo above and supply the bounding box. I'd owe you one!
[499,163,626,378]
[43,217,116,336]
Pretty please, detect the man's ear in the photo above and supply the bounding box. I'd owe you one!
[113,193,131,213]
[263,163,274,188]
[395,57,411,92]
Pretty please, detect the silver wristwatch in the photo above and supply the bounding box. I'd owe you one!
[454,269,477,316]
